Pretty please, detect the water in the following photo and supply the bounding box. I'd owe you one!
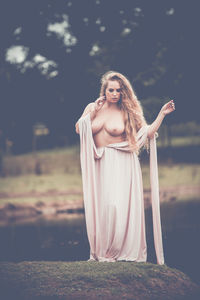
[0,201,200,284]
[0,214,89,262]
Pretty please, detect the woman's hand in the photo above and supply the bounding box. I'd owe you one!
[161,99,175,116]
[94,96,106,112]
[75,96,106,133]
[147,100,175,138]
[89,96,106,121]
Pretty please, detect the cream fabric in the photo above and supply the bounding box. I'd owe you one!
[78,113,164,265]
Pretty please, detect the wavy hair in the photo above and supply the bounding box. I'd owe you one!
[100,71,148,152]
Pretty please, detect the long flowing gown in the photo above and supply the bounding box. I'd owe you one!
[78,113,164,265]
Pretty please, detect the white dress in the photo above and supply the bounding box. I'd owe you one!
[78,113,164,265]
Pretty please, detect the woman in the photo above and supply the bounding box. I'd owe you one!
[75,71,175,265]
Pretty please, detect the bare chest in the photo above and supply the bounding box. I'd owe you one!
[91,110,125,137]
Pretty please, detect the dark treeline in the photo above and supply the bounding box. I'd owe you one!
[0,0,199,153]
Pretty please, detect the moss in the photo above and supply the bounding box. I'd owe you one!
[0,261,199,300]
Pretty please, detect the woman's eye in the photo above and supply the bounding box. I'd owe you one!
[108,88,121,92]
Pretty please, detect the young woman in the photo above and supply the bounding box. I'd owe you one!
[75,71,175,264]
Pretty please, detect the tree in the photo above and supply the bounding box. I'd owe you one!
[0,0,199,153]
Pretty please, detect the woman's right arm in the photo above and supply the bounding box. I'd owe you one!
[75,103,95,134]
[75,96,105,134]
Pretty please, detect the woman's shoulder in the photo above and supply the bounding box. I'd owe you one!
[80,102,96,117]
[87,102,95,108]
[84,102,96,112]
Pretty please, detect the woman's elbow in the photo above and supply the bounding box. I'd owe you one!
[75,123,79,134]
[147,127,155,139]
[147,132,154,139]
[147,130,158,139]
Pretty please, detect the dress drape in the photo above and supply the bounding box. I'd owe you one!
[78,113,164,265]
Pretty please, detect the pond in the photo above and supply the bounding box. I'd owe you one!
[0,200,199,285]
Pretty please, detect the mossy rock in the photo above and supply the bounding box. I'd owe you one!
[0,261,199,300]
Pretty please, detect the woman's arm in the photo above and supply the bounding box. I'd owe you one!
[75,103,95,134]
[147,99,175,139]
[75,96,105,134]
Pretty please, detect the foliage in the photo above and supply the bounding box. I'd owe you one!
[0,0,199,153]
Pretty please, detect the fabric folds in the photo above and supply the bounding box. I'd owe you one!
[78,113,164,265]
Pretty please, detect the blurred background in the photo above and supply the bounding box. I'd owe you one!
[0,0,199,285]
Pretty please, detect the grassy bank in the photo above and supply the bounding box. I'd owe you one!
[0,144,199,206]
[0,261,199,300]
[0,165,199,206]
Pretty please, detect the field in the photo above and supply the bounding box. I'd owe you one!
[0,140,200,207]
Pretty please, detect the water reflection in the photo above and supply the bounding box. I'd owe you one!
[0,214,89,262]
[0,201,200,285]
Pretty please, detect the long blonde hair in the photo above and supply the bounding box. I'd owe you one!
[100,71,147,152]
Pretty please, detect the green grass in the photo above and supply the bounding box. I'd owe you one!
[0,163,199,206]
[0,194,82,207]
[141,163,200,189]
[157,136,200,147]
[0,261,199,300]
[2,136,200,177]
[0,173,82,194]
[2,145,81,176]
[0,142,199,206]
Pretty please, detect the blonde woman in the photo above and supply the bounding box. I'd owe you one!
[75,71,175,264]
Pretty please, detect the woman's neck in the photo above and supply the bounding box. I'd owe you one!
[104,101,120,110]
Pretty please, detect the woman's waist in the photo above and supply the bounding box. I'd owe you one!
[94,134,127,149]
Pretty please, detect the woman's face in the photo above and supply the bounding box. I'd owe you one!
[105,80,121,103]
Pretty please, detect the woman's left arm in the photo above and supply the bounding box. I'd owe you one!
[147,99,175,139]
